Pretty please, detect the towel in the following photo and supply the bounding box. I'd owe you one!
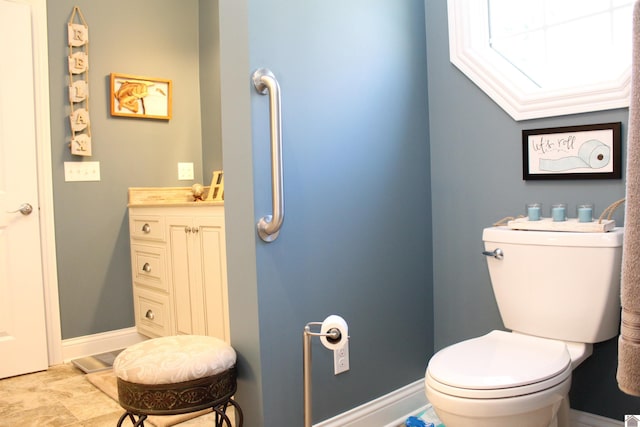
[617,0,640,397]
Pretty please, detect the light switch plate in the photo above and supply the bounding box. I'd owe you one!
[64,161,100,182]
[178,162,194,180]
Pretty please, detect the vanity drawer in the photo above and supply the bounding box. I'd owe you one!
[134,288,171,338]
[130,215,165,242]
[131,244,168,292]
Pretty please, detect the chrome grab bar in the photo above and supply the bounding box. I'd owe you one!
[252,68,284,242]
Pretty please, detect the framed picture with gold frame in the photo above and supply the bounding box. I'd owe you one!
[110,73,172,120]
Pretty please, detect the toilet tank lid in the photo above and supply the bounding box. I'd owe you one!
[483,226,623,247]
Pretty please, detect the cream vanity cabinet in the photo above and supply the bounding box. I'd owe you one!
[128,188,229,342]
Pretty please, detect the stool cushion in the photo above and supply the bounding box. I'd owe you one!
[113,335,236,385]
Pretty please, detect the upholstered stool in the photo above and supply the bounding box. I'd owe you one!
[113,335,243,427]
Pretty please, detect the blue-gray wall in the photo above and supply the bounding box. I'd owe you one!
[199,0,223,173]
[220,1,432,424]
[425,1,639,420]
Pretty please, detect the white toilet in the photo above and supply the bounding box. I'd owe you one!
[425,226,624,427]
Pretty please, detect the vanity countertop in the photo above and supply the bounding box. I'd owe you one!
[128,187,224,207]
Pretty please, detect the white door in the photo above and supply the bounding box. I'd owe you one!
[0,0,49,378]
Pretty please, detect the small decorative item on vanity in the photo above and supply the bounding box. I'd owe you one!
[192,183,205,201]
[207,170,224,201]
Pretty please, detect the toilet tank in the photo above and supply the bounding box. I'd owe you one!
[482,226,623,343]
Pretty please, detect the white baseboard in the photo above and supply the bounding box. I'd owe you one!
[61,327,146,362]
[314,379,427,427]
[571,410,623,427]
[313,379,623,427]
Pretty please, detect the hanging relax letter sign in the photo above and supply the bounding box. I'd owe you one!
[67,7,92,156]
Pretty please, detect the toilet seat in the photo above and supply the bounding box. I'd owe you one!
[426,330,572,399]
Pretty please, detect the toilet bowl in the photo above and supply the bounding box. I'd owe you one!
[424,227,624,427]
[425,331,572,427]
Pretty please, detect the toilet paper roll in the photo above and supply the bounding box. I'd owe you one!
[320,315,348,350]
[579,139,611,169]
[539,139,611,172]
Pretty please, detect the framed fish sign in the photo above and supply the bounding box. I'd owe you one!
[110,73,172,120]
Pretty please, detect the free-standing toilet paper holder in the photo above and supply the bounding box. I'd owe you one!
[303,321,347,427]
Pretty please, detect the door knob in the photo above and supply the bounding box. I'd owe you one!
[7,203,33,216]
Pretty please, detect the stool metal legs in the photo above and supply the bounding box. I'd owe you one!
[116,412,147,427]
[214,398,244,427]
[117,398,243,427]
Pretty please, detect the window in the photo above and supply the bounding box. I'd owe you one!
[447,0,633,120]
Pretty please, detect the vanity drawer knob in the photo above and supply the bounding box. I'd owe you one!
[142,263,151,273]
[145,309,155,320]
[142,223,151,233]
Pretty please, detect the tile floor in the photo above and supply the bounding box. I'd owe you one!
[0,364,412,427]
[0,363,122,426]
[0,363,212,427]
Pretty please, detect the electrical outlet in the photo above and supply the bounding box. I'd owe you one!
[333,341,350,375]
[178,162,194,180]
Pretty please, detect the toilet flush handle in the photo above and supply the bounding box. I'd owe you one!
[482,248,504,260]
